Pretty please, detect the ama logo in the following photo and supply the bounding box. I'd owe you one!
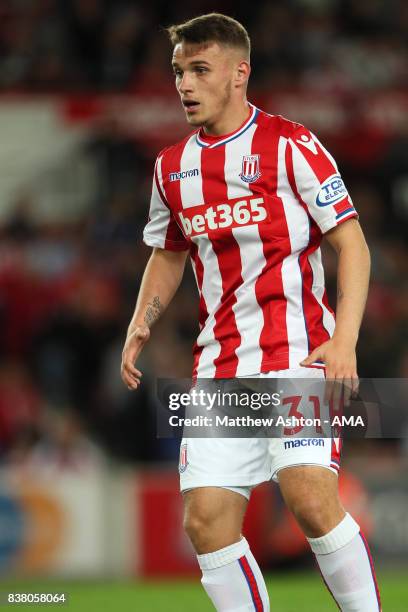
[316,174,348,207]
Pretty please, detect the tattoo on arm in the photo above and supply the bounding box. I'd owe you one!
[337,287,344,301]
[144,296,163,327]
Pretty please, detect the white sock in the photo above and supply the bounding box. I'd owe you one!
[308,513,381,611]
[197,537,269,611]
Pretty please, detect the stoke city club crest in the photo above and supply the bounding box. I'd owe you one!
[240,154,261,183]
[179,443,188,473]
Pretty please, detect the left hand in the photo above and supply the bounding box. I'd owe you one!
[300,338,359,407]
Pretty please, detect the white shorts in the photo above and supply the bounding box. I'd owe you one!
[179,367,341,498]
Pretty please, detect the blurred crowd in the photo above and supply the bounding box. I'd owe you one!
[0,0,407,468]
[0,0,407,92]
[0,122,196,466]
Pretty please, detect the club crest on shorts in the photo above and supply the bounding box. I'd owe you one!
[179,443,188,473]
[240,154,261,183]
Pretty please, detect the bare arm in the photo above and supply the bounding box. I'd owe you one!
[326,219,370,349]
[121,247,188,390]
[301,219,370,399]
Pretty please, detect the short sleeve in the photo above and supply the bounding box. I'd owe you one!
[287,125,358,234]
[143,155,190,251]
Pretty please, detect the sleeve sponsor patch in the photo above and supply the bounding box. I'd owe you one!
[316,174,349,207]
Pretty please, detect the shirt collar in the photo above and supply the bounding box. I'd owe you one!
[195,103,259,149]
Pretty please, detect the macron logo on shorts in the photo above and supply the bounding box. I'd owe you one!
[284,438,324,449]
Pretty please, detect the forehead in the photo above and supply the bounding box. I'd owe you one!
[172,41,228,65]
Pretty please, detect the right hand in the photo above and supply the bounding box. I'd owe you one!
[121,325,150,390]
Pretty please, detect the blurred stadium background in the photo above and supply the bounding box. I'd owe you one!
[0,0,407,610]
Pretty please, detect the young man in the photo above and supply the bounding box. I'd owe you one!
[121,13,381,612]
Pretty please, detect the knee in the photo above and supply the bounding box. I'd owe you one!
[183,504,218,547]
[182,488,247,553]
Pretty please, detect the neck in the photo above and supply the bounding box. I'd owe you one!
[202,99,250,136]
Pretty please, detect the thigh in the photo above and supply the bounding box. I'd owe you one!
[277,465,344,536]
[183,486,248,528]
[278,464,341,506]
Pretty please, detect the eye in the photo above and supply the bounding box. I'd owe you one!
[195,66,208,74]
[173,68,183,78]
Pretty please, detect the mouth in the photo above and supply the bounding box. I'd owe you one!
[182,100,200,113]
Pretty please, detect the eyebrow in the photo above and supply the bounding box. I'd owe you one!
[171,60,211,67]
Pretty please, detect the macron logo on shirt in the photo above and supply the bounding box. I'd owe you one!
[169,169,199,182]
[295,134,318,154]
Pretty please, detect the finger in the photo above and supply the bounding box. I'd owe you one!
[121,367,141,389]
[351,374,359,398]
[127,377,141,391]
[121,362,137,380]
[324,371,335,405]
[127,376,141,389]
[300,350,319,366]
[122,372,138,389]
[332,376,344,415]
[126,362,142,378]
[343,377,352,408]
[122,353,142,377]
[127,368,142,385]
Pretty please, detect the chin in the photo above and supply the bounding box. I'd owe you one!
[187,117,203,126]
[185,113,204,127]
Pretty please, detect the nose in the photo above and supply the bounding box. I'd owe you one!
[178,72,194,94]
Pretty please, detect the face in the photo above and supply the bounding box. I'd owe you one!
[172,41,247,129]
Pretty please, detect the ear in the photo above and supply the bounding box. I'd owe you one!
[235,60,251,87]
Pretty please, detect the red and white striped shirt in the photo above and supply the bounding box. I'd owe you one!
[143,104,358,378]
